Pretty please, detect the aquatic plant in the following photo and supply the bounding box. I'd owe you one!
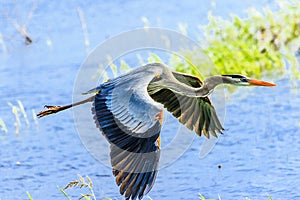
[59,174,97,200]
[4,100,39,134]
[199,193,218,200]
[0,118,8,133]
[26,191,33,200]
[199,193,273,200]
[175,1,300,79]
[17,100,30,127]
[31,109,39,131]
[108,2,300,81]
[7,102,21,134]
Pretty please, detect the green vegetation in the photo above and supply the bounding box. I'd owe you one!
[199,193,218,200]
[25,180,273,200]
[0,118,8,133]
[173,1,300,79]
[59,174,97,200]
[0,100,39,134]
[26,191,33,200]
[198,193,273,200]
[109,1,300,81]
[25,175,112,200]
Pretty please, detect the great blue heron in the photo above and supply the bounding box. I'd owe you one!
[37,63,275,200]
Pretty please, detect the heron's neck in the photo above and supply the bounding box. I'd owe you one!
[160,75,230,97]
[174,83,211,97]
[154,80,210,97]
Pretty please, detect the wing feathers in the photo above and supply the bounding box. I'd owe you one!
[90,64,225,199]
[92,80,161,200]
[148,71,224,138]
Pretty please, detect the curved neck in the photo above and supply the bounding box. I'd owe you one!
[164,81,210,97]
[157,75,232,97]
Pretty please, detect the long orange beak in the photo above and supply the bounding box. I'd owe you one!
[248,79,276,86]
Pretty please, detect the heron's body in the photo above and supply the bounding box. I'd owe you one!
[37,63,276,200]
[89,63,224,199]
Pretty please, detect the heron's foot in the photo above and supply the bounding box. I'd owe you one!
[37,105,62,118]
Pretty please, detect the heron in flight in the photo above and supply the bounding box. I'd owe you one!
[37,63,275,200]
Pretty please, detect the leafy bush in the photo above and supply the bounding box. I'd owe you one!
[174,1,300,79]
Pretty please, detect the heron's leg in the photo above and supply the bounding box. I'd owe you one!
[37,96,94,118]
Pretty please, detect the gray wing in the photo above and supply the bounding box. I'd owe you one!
[91,66,163,200]
[148,71,224,138]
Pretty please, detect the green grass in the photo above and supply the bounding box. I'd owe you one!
[199,193,273,200]
[25,182,274,200]
[60,174,97,200]
[173,1,300,79]
[26,191,33,200]
[109,1,300,83]
[0,117,8,133]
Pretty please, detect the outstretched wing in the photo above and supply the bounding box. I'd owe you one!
[148,71,224,138]
[91,66,163,200]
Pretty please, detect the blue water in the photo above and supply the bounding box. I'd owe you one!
[1,0,300,199]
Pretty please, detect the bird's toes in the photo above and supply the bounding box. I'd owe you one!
[44,105,61,109]
[37,105,61,118]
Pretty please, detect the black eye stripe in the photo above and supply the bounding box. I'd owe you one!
[222,74,245,79]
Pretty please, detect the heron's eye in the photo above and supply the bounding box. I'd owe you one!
[240,78,247,82]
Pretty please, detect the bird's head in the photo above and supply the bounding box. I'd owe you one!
[221,74,276,86]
